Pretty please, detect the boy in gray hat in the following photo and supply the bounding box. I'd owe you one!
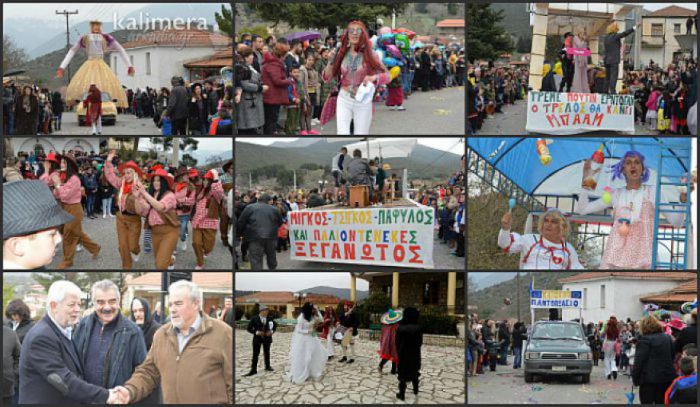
[244,304,277,376]
[3,180,74,269]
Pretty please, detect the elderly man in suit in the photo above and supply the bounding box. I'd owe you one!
[243,304,277,376]
[18,280,123,404]
[603,21,641,94]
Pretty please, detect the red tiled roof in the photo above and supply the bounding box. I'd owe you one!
[127,272,232,289]
[122,29,232,49]
[236,291,343,305]
[645,6,696,18]
[436,19,465,28]
[184,46,233,68]
[639,280,698,303]
[559,272,697,284]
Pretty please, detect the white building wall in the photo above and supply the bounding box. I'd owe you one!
[113,46,222,91]
[561,278,682,324]
[13,137,102,157]
[641,16,697,67]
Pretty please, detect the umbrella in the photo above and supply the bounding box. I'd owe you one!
[625,384,635,405]
[344,138,417,159]
[284,31,321,42]
[411,41,424,49]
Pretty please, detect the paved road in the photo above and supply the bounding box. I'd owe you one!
[473,99,657,136]
[278,86,465,135]
[237,234,464,271]
[236,330,465,404]
[467,354,633,404]
[54,112,163,135]
[48,214,233,270]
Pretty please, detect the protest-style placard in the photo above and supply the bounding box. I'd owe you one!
[526,91,635,135]
[289,204,435,268]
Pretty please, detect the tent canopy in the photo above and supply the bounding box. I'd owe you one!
[467,137,692,196]
[344,138,417,159]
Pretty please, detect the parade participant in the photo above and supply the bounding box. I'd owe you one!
[243,304,277,377]
[632,315,677,404]
[603,21,640,94]
[104,150,144,269]
[338,301,359,364]
[83,84,103,135]
[576,150,689,269]
[191,169,224,269]
[174,165,196,252]
[56,20,133,108]
[378,308,402,375]
[499,208,584,270]
[571,30,590,93]
[559,32,574,92]
[40,153,101,268]
[13,86,39,135]
[602,316,620,380]
[3,180,74,270]
[331,147,348,202]
[287,302,327,384]
[321,20,390,135]
[133,168,179,270]
[320,306,339,360]
[396,307,422,401]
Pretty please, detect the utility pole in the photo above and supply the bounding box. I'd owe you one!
[172,138,180,167]
[516,271,521,322]
[56,10,79,82]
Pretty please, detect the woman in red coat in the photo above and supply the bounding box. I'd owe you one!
[261,42,292,135]
[83,84,103,135]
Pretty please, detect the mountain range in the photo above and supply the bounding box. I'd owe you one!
[300,286,369,301]
[235,139,462,180]
[470,272,517,290]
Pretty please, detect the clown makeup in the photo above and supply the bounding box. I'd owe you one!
[348,24,363,45]
[623,155,643,186]
[541,214,563,243]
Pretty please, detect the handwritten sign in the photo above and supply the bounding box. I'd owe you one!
[530,289,583,308]
[289,204,435,268]
[526,91,634,135]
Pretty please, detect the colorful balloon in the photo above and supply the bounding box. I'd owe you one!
[386,44,402,60]
[382,57,403,68]
[395,33,410,55]
[378,33,395,49]
[389,66,401,80]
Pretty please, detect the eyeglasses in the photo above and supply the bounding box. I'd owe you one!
[348,28,363,35]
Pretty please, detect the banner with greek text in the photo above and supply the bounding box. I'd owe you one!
[526,91,635,135]
[289,204,435,268]
[530,289,583,309]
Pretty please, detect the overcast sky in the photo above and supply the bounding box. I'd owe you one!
[237,138,465,155]
[236,273,369,292]
[139,138,232,151]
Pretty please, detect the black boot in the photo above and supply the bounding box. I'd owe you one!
[612,371,617,380]
[391,363,397,375]
[396,381,406,400]
[339,356,347,363]
[243,370,257,377]
[412,378,419,395]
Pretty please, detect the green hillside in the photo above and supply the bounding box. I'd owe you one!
[468,271,580,321]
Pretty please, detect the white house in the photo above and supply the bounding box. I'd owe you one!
[559,272,696,323]
[12,137,106,157]
[641,5,697,67]
[115,28,231,91]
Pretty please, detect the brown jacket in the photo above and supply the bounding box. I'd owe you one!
[124,313,233,404]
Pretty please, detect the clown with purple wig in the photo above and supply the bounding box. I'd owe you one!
[56,20,134,109]
[576,150,687,269]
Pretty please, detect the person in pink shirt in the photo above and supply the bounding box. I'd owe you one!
[173,165,197,253]
[322,20,390,135]
[133,168,179,269]
[191,169,224,269]
[104,150,144,269]
[40,152,101,268]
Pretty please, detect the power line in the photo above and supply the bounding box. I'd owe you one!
[56,9,79,82]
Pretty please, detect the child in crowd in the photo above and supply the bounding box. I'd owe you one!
[285,65,302,135]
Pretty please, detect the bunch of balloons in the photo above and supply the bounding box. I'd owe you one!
[372,26,411,69]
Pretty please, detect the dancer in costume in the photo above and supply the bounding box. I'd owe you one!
[40,153,101,268]
[56,20,134,108]
[191,169,224,269]
[320,306,339,360]
[338,300,359,363]
[83,84,103,135]
[321,20,390,135]
[378,308,402,375]
[104,150,143,269]
[499,208,584,270]
[287,302,328,384]
[576,150,689,269]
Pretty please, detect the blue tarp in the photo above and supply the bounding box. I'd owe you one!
[467,137,692,195]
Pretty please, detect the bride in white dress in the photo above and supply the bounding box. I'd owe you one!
[287,302,329,384]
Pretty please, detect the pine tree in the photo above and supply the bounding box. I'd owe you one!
[467,4,514,62]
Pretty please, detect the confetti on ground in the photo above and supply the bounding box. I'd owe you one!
[531,385,544,392]
[433,109,452,116]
